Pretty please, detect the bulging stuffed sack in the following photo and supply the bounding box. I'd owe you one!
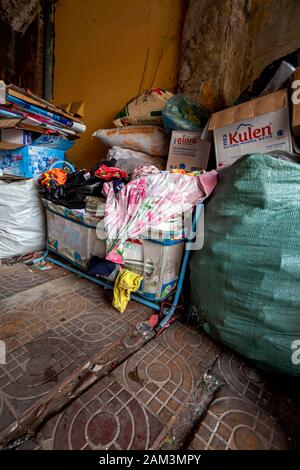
[0,179,46,259]
[106,146,166,172]
[93,125,169,157]
[189,153,300,376]
[113,88,173,127]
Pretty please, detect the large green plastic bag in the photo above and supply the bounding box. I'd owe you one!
[189,153,300,375]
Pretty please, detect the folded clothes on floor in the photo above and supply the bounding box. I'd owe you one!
[112,269,143,313]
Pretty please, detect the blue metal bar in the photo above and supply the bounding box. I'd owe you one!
[46,254,161,311]
[32,247,49,264]
[37,203,203,324]
[158,247,190,328]
[158,204,203,328]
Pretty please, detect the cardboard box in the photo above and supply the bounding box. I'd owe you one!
[210,89,293,168]
[166,130,211,171]
[292,67,300,137]
[0,129,32,148]
[0,135,74,178]
[122,239,184,300]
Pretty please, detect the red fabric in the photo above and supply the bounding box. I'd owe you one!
[94,164,127,180]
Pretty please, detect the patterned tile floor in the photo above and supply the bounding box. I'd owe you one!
[16,376,164,450]
[0,263,151,435]
[189,352,300,450]
[1,262,300,450]
[112,323,222,428]
[0,263,65,300]
[15,323,222,450]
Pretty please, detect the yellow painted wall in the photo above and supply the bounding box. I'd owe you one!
[54,0,184,167]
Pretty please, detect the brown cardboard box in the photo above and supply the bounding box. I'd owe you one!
[0,129,31,150]
[210,89,292,168]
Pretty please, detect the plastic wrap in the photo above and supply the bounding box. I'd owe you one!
[102,170,218,263]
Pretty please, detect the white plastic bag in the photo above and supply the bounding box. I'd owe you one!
[0,179,46,259]
[106,146,166,172]
[93,125,169,157]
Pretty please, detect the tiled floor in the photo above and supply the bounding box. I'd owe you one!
[112,324,222,428]
[16,375,164,450]
[189,390,290,450]
[0,264,151,436]
[1,262,299,450]
[0,263,65,300]
[189,352,296,450]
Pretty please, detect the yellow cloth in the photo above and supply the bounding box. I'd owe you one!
[170,168,201,177]
[112,269,143,313]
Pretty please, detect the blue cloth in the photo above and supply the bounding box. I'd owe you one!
[87,256,117,277]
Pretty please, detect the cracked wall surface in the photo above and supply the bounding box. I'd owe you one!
[0,0,40,34]
[0,1,44,96]
[179,0,300,111]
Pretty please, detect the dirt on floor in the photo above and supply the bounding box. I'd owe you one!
[0,262,299,450]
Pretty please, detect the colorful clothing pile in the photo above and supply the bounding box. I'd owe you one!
[39,161,129,209]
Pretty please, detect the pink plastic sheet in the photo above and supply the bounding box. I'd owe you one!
[102,171,218,264]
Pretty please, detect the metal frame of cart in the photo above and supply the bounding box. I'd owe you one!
[35,162,203,331]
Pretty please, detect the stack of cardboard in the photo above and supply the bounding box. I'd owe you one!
[0,82,85,178]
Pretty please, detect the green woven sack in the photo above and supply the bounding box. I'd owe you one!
[190,153,300,375]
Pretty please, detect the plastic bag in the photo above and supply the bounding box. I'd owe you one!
[113,88,173,127]
[106,146,166,172]
[93,125,169,157]
[189,153,300,376]
[162,94,209,132]
[0,179,46,259]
